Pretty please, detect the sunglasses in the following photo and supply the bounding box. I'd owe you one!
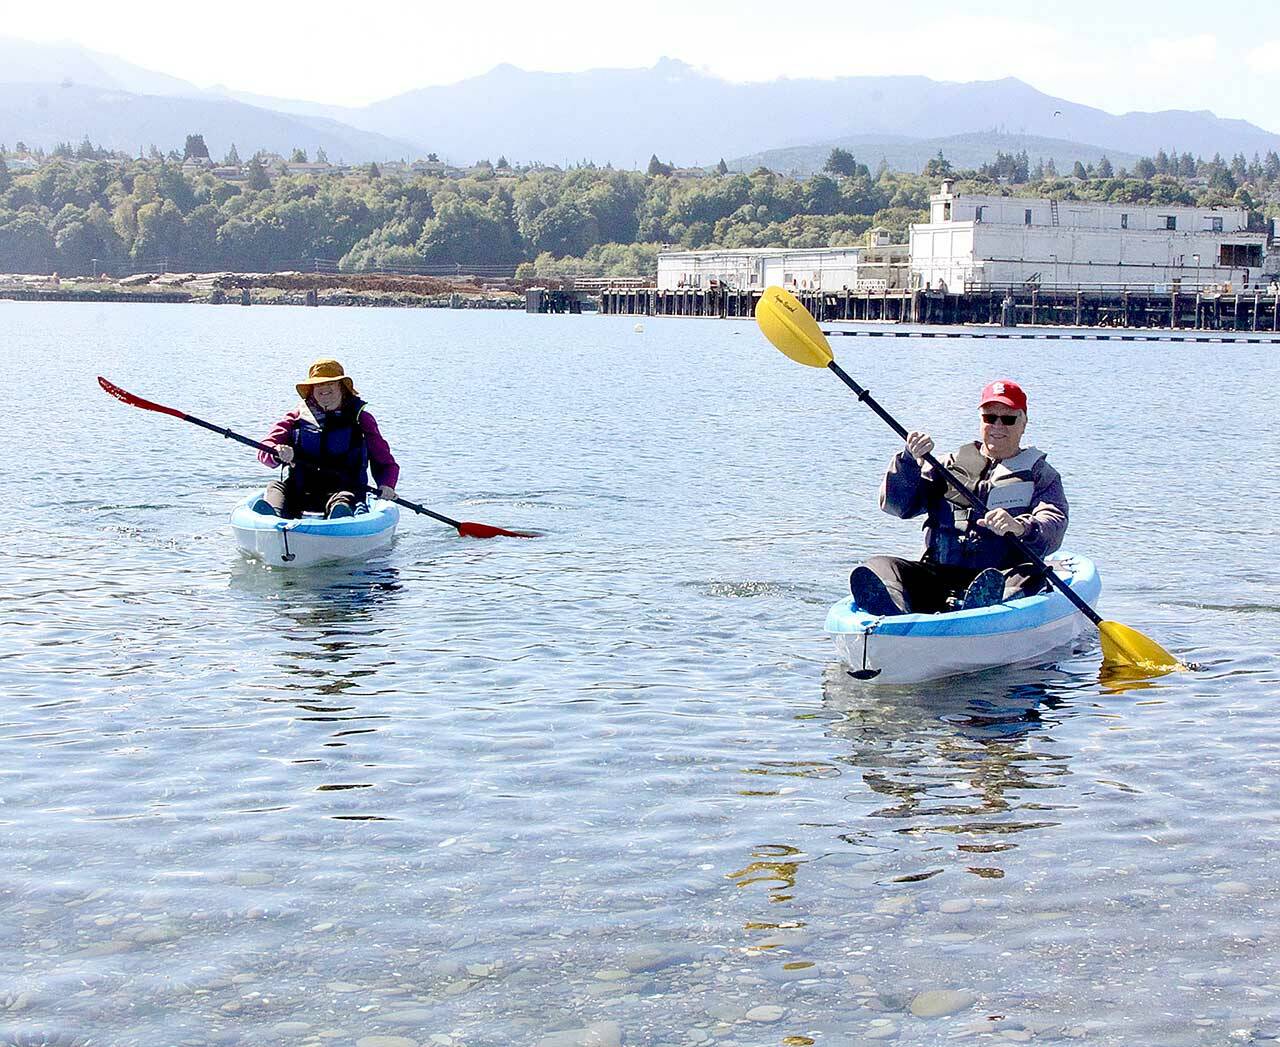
[981,412,1020,425]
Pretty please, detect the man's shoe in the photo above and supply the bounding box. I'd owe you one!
[326,503,355,519]
[850,565,901,617]
[250,497,276,516]
[961,568,1005,610]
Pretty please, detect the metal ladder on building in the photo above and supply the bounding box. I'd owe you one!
[1050,200,1060,226]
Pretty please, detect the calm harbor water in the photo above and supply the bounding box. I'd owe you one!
[5,300,1280,1047]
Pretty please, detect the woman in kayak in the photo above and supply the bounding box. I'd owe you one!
[253,358,399,518]
[849,379,1068,616]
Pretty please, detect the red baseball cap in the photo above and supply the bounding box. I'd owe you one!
[979,379,1027,412]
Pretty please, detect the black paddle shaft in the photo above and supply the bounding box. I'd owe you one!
[178,410,466,530]
[825,360,1103,626]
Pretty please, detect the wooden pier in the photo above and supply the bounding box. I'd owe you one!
[597,285,1280,333]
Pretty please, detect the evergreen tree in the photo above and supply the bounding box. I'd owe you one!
[1133,157,1156,179]
[316,146,329,164]
[824,147,859,177]
[715,158,729,176]
[1013,150,1030,183]
[1096,155,1114,178]
[368,161,381,179]
[496,155,510,169]
[183,134,209,160]
[225,143,241,166]
[923,151,953,178]
[1265,151,1280,181]
[1209,166,1236,193]
[1072,160,1088,179]
[290,148,308,164]
[246,156,270,190]
[0,154,10,194]
[647,154,673,177]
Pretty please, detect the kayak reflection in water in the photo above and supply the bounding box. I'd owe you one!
[849,378,1069,616]
[253,358,400,519]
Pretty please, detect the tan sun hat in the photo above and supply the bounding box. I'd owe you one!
[296,358,358,399]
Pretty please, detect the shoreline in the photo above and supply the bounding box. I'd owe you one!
[0,271,526,309]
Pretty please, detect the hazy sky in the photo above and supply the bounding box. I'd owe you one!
[6,0,1279,129]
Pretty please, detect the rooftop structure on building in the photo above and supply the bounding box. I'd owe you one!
[910,178,1269,292]
[656,231,910,293]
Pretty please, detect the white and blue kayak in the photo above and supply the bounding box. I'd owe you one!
[230,495,400,568]
[826,554,1102,684]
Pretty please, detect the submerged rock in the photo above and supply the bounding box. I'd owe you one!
[910,989,976,1018]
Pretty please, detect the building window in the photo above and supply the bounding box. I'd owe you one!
[1121,213,1128,229]
[1219,244,1263,267]
[1024,209,1032,226]
[975,206,985,223]
[943,202,952,221]
[1164,215,1177,230]
[1208,216,1223,232]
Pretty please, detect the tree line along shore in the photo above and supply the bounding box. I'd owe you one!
[0,138,1277,283]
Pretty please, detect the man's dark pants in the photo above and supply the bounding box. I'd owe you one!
[856,556,1045,615]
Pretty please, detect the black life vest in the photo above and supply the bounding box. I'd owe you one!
[284,397,369,506]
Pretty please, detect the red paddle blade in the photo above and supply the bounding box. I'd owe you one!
[98,376,186,419]
[456,521,542,539]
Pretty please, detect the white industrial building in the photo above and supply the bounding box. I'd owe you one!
[910,179,1269,291]
[656,231,910,292]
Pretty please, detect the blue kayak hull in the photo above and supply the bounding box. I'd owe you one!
[825,554,1102,684]
[229,495,399,568]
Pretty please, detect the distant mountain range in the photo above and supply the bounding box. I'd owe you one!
[2,39,1278,171]
[733,132,1143,179]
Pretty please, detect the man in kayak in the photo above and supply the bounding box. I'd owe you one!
[849,378,1068,616]
[253,358,399,518]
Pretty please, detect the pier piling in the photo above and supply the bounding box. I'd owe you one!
[595,284,1280,335]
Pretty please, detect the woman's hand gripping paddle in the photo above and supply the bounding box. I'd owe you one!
[752,287,1184,677]
[98,377,541,539]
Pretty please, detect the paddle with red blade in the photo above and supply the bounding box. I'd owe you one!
[98,376,540,539]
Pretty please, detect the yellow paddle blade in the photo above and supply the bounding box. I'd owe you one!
[755,286,834,368]
[1098,620,1183,675]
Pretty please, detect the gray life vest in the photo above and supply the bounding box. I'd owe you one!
[926,443,1045,566]
[943,442,1045,530]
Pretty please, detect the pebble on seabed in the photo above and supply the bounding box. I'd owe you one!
[533,1021,623,1047]
[910,989,977,1018]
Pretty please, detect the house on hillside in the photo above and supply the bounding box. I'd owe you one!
[910,179,1269,291]
[283,161,337,176]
